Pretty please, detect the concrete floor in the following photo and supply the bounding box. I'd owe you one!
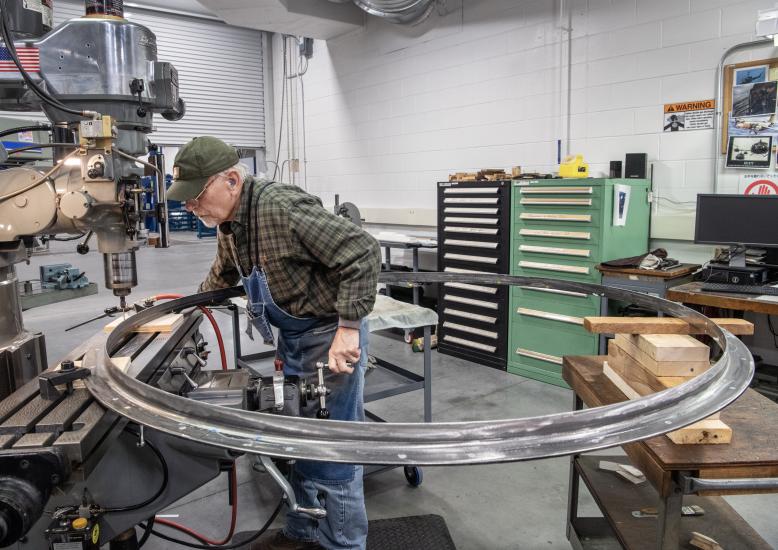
[17,235,778,549]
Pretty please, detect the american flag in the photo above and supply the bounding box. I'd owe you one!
[0,46,40,72]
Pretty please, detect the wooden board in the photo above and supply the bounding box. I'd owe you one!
[666,419,732,445]
[667,282,778,316]
[613,334,710,377]
[103,313,183,334]
[583,316,754,336]
[630,334,710,362]
[607,342,719,419]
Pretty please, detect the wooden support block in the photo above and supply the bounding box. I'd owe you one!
[606,343,720,420]
[583,316,754,335]
[614,334,710,377]
[630,333,710,362]
[690,532,724,550]
[666,419,732,445]
[103,313,183,334]
[604,363,728,443]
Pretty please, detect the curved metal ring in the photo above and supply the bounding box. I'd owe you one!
[82,273,754,466]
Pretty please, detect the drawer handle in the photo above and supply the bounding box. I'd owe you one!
[444,207,498,214]
[516,347,563,365]
[516,307,583,325]
[520,213,592,222]
[443,321,498,339]
[445,239,498,249]
[519,245,591,258]
[445,253,498,264]
[444,308,497,324]
[444,197,498,204]
[444,282,498,294]
[520,186,593,195]
[520,198,592,206]
[444,294,499,310]
[445,226,499,235]
[444,266,491,275]
[444,187,499,194]
[444,335,497,353]
[519,229,591,240]
[444,216,499,225]
[518,261,590,274]
[518,286,589,298]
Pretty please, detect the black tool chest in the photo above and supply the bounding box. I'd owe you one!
[436,180,511,370]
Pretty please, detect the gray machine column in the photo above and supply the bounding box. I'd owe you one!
[0,263,47,400]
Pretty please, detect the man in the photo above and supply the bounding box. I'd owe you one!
[166,136,381,550]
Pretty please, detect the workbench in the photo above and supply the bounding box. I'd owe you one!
[379,239,437,305]
[667,281,778,316]
[563,354,778,550]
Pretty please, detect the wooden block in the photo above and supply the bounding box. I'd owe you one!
[631,334,710,362]
[602,358,720,420]
[104,313,183,334]
[690,532,724,550]
[666,419,732,445]
[614,334,710,377]
[583,316,754,335]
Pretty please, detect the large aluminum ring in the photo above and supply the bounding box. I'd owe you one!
[83,273,754,465]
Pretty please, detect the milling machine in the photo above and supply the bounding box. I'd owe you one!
[0,0,182,399]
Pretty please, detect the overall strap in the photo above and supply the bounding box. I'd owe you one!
[246,179,274,269]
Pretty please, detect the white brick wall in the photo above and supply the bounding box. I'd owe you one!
[268,0,778,238]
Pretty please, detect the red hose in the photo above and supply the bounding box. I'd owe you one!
[152,294,228,371]
[151,293,238,544]
[154,466,238,545]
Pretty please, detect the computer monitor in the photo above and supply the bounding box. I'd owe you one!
[695,194,778,268]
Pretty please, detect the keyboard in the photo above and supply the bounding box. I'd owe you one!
[701,282,778,295]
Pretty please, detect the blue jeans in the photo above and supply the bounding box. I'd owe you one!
[285,466,367,550]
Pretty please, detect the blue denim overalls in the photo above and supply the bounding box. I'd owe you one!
[237,181,368,550]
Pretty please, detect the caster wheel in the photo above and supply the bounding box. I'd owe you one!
[404,466,423,487]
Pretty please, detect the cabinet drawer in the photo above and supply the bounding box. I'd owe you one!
[518,185,598,196]
[517,228,594,241]
[511,286,600,316]
[518,212,594,223]
[509,321,597,361]
[515,259,597,278]
[519,197,595,207]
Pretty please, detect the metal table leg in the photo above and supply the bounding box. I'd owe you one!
[412,248,420,305]
[231,304,241,368]
[656,473,687,550]
[423,325,432,422]
[384,246,392,298]
[566,393,584,541]
[599,296,608,355]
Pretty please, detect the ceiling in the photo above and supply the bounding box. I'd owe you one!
[196,0,365,39]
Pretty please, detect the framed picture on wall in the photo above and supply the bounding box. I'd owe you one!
[734,65,768,85]
[726,135,773,168]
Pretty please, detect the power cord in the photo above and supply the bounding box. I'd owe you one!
[101,431,168,514]
[141,497,283,549]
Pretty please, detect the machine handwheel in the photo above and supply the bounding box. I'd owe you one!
[404,466,423,487]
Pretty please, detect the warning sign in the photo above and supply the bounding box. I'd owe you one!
[739,173,778,195]
[662,99,715,132]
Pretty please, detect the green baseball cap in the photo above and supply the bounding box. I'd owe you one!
[167,136,240,201]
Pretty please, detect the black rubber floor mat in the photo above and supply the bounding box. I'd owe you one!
[367,514,457,550]
[233,515,456,550]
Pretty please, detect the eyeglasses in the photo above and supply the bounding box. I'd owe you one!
[185,174,220,210]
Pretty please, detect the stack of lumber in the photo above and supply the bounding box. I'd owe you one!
[448,168,510,181]
[583,316,756,445]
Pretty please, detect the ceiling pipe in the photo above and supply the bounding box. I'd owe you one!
[328,0,435,25]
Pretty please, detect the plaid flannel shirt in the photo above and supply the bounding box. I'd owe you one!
[198,177,381,323]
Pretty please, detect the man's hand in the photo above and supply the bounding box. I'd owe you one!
[328,326,361,374]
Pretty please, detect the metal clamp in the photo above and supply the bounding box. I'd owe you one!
[38,360,91,400]
[258,455,326,519]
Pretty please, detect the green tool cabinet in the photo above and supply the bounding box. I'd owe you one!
[508,178,650,387]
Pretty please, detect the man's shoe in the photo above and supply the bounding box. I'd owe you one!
[248,530,323,550]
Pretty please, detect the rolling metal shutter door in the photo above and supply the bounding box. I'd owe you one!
[0,1,264,148]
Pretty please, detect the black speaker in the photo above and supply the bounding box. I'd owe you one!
[609,161,622,178]
[625,153,647,179]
